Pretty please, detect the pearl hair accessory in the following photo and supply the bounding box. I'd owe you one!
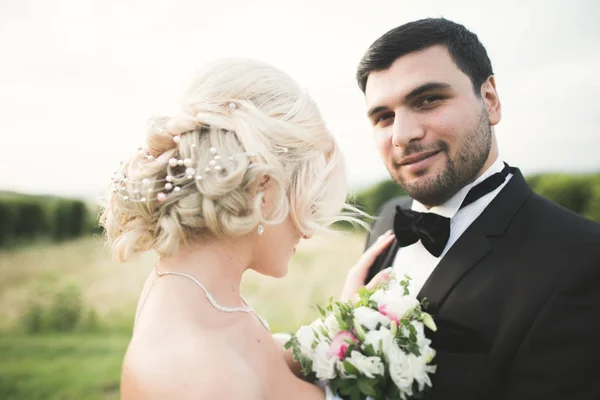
[112,104,290,204]
[111,142,290,204]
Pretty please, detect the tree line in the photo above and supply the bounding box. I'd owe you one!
[0,192,101,249]
[349,171,600,225]
[1,170,599,249]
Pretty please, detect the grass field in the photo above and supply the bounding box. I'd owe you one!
[0,230,367,399]
[0,334,126,400]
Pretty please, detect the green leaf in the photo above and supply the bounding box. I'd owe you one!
[357,378,377,397]
[338,378,357,390]
[343,360,360,375]
[387,384,402,400]
[312,328,320,340]
[283,333,295,350]
[345,343,359,359]
[390,320,398,336]
[363,343,376,357]
[339,385,352,396]
[353,318,366,341]
[319,325,330,339]
[299,356,313,376]
[400,317,410,328]
[317,303,327,318]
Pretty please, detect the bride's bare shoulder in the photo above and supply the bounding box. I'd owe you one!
[120,330,262,399]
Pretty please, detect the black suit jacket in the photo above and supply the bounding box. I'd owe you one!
[363,167,600,400]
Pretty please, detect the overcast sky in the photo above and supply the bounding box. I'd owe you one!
[1,0,599,201]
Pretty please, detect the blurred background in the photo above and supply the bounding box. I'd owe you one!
[1,0,599,398]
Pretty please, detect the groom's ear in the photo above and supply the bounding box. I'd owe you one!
[480,76,501,126]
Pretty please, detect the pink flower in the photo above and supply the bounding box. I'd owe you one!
[378,304,400,325]
[329,331,359,360]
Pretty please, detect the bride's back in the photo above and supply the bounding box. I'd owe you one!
[120,271,323,399]
[120,271,252,398]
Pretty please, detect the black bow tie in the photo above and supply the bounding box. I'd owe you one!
[393,163,511,257]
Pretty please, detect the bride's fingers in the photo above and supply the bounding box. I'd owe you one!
[365,267,393,291]
[339,231,395,302]
[369,230,395,254]
[355,231,395,271]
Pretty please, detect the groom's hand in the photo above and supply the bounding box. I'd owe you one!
[339,230,395,302]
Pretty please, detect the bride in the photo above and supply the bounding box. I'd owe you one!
[100,58,394,399]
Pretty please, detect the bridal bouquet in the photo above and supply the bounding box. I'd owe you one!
[284,275,437,400]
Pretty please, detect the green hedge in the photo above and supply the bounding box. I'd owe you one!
[529,173,600,222]
[352,180,408,218]
[526,173,597,216]
[3,170,599,246]
[351,171,600,224]
[0,192,99,248]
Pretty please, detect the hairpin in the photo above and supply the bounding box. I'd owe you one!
[148,116,166,134]
[116,108,292,203]
[111,146,261,203]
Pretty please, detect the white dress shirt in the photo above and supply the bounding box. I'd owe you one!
[392,158,513,295]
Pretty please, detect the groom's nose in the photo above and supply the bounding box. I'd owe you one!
[391,111,425,147]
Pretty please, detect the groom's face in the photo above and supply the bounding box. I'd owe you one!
[364,45,499,206]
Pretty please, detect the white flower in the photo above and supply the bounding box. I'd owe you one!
[387,344,415,396]
[364,327,393,353]
[369,288,387,305]
[407,321,427,346]
[295,325,317,356]
[370,281,404,305]
[407,353,437,392]
[371,286,420,322]
[312,341,338,380]
[345,350,385,378]
[323,315,341,337]
[354,306,391,330]
[407,321,436,364]
[385,323,437,395]
[309,318,327,336]
[421,312,437,332]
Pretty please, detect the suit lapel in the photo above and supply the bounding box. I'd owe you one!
[417,168,533,314]
[366,236,401,284]
[417,224,491,313]
[380,239,401,270]
[365,198,412,283]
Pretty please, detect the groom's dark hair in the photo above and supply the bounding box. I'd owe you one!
[356,18,494,95]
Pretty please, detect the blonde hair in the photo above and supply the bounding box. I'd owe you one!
[99,58,361,262]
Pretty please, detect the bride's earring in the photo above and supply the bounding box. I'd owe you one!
[257,224,264,235]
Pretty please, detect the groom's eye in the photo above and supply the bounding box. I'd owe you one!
[417,95,444,108]
[374,112,394,126]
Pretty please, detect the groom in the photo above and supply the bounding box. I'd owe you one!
[358,18,600,400]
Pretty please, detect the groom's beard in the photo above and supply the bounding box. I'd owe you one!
[391,109,492,207]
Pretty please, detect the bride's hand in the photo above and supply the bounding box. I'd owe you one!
[339,230,396,302]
